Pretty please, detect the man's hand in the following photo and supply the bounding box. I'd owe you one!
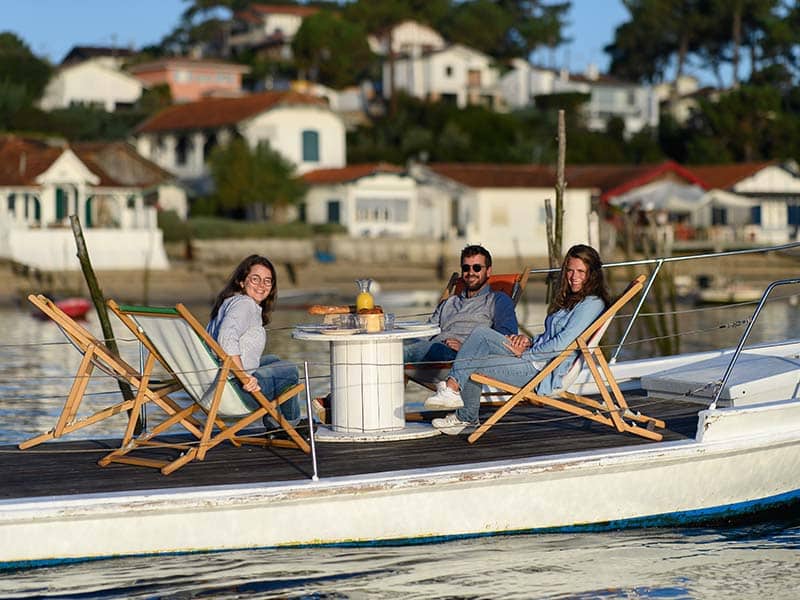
[443,338,462,351]
[503,334,531,357]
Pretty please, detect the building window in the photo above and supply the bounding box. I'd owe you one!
[712,207,727,226]
[445,65,453,77]
[7,194,15,213]
[750,205,761,225]
[302,130,320,162]
[354,198,409,223]
[788,203,800,226]
[327,200,341,224]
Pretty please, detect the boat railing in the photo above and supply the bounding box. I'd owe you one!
[709,276,800,409]
[525,241,800,364]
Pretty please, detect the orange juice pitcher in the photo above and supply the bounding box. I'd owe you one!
[355,278,374,311]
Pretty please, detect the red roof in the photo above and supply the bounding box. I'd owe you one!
[303,163,405,184]
[136,91,328,133]
[578,161,708,201]
[688,162,776,189]
[428,163,557,187]
[0,135,173,188]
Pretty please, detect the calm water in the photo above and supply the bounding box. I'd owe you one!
[2,297,800,597]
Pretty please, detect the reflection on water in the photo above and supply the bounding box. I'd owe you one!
[2,520,800,598]
[2,297,800,594]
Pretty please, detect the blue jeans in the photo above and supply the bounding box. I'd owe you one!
[449,326,538,423]
[403,339,457,365]
[252,354,301,425]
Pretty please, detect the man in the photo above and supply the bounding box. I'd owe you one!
[403,244,519,391]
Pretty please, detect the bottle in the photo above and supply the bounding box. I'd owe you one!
[355,278,374,312]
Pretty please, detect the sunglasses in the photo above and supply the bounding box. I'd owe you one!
[461,264,486,273]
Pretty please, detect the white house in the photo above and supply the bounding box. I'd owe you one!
[385,44,504,110]
[500,61,659,136]
[133,91,347,188]
[0,136,177,270]
[301,161,595,258]
[226,3,319,60]
[368,20,445,57]
[692,162,800,244]
[302,164,425,238]
[39,58,143,112]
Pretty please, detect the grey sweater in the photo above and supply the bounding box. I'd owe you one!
[428,284,518,343]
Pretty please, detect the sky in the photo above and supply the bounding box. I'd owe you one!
[3,0,629,74]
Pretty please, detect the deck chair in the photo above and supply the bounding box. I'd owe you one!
[101,301,310,475]
[20,294,184,450]
[404,266,531,393]
[467,275,666,444]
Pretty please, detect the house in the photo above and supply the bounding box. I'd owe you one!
[420,163,594,257]
[60,45,136,69]
[127,58,249,103]
[368,20,445,57]
[302,163,418,238]
[226,3,319,61]
[0,136,178,270]
[133,91,346,189]
[39,58,143,112]
[385,44,503,110]
[691,162,800,244]
[500,62,659,137]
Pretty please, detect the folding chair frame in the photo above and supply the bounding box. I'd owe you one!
[102,301,309,475]
[467,275,665,444]
[20,294,185,450]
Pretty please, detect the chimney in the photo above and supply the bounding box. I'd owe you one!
[585,63,599,80]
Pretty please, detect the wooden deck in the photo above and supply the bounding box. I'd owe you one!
[1,395,701,502]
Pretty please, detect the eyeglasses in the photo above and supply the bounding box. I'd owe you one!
[246,274,273,287]
[461,264,485,273]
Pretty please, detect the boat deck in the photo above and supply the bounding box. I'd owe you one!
[1,394,702,502]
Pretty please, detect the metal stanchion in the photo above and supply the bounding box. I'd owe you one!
[303,361,319,481]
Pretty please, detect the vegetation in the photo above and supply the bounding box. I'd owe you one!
[158,211,345,242]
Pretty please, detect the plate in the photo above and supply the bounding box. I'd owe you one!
[296,324,335,333]
[395,322,431,331]
[324,328,361,336]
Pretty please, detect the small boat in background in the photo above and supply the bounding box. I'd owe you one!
[32,297,91,320]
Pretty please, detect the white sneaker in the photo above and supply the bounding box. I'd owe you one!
[432,412,478,435]
[425,382,464,409]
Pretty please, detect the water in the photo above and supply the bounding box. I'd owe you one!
[2,298,800,597]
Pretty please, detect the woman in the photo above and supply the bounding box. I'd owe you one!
[206,254,302,433]
[427,244,611,435]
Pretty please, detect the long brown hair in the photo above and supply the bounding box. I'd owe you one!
[549,244,610,314]
[210,254,277,326]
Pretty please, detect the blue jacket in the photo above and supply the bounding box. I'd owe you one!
[525,295,605,395]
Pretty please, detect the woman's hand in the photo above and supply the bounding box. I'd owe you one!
[503,334,531,357]
[242,375,260,393]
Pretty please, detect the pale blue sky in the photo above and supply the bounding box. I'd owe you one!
[4,0,627,73]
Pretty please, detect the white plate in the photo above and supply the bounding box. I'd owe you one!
[296,324,335,332]
[395,322,431,331]
[324,328,361,336]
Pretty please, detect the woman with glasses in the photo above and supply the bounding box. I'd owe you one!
[207,254,303,436]
[427,244,611,436]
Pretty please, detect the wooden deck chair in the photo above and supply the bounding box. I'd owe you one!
[467,275,666,444]
[101,301,310,475]
[404,266,531,392]
[20,294,185,450]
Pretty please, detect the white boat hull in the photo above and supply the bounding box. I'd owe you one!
[3,399,800,568]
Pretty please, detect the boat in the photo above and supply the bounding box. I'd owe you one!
[31,296,92,320]
[2,244,800,569]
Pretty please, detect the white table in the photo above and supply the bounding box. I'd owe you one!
[293,324,441,442]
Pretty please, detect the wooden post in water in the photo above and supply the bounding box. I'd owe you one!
[545,110,567,304]
[69,215,141,432]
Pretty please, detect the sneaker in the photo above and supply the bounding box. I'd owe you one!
[432,412,478,435]
[425,382,464,409]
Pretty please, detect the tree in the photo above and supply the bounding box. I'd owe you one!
[209,139,306,222]
[0,32,52,105]
[292,11,373,88]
